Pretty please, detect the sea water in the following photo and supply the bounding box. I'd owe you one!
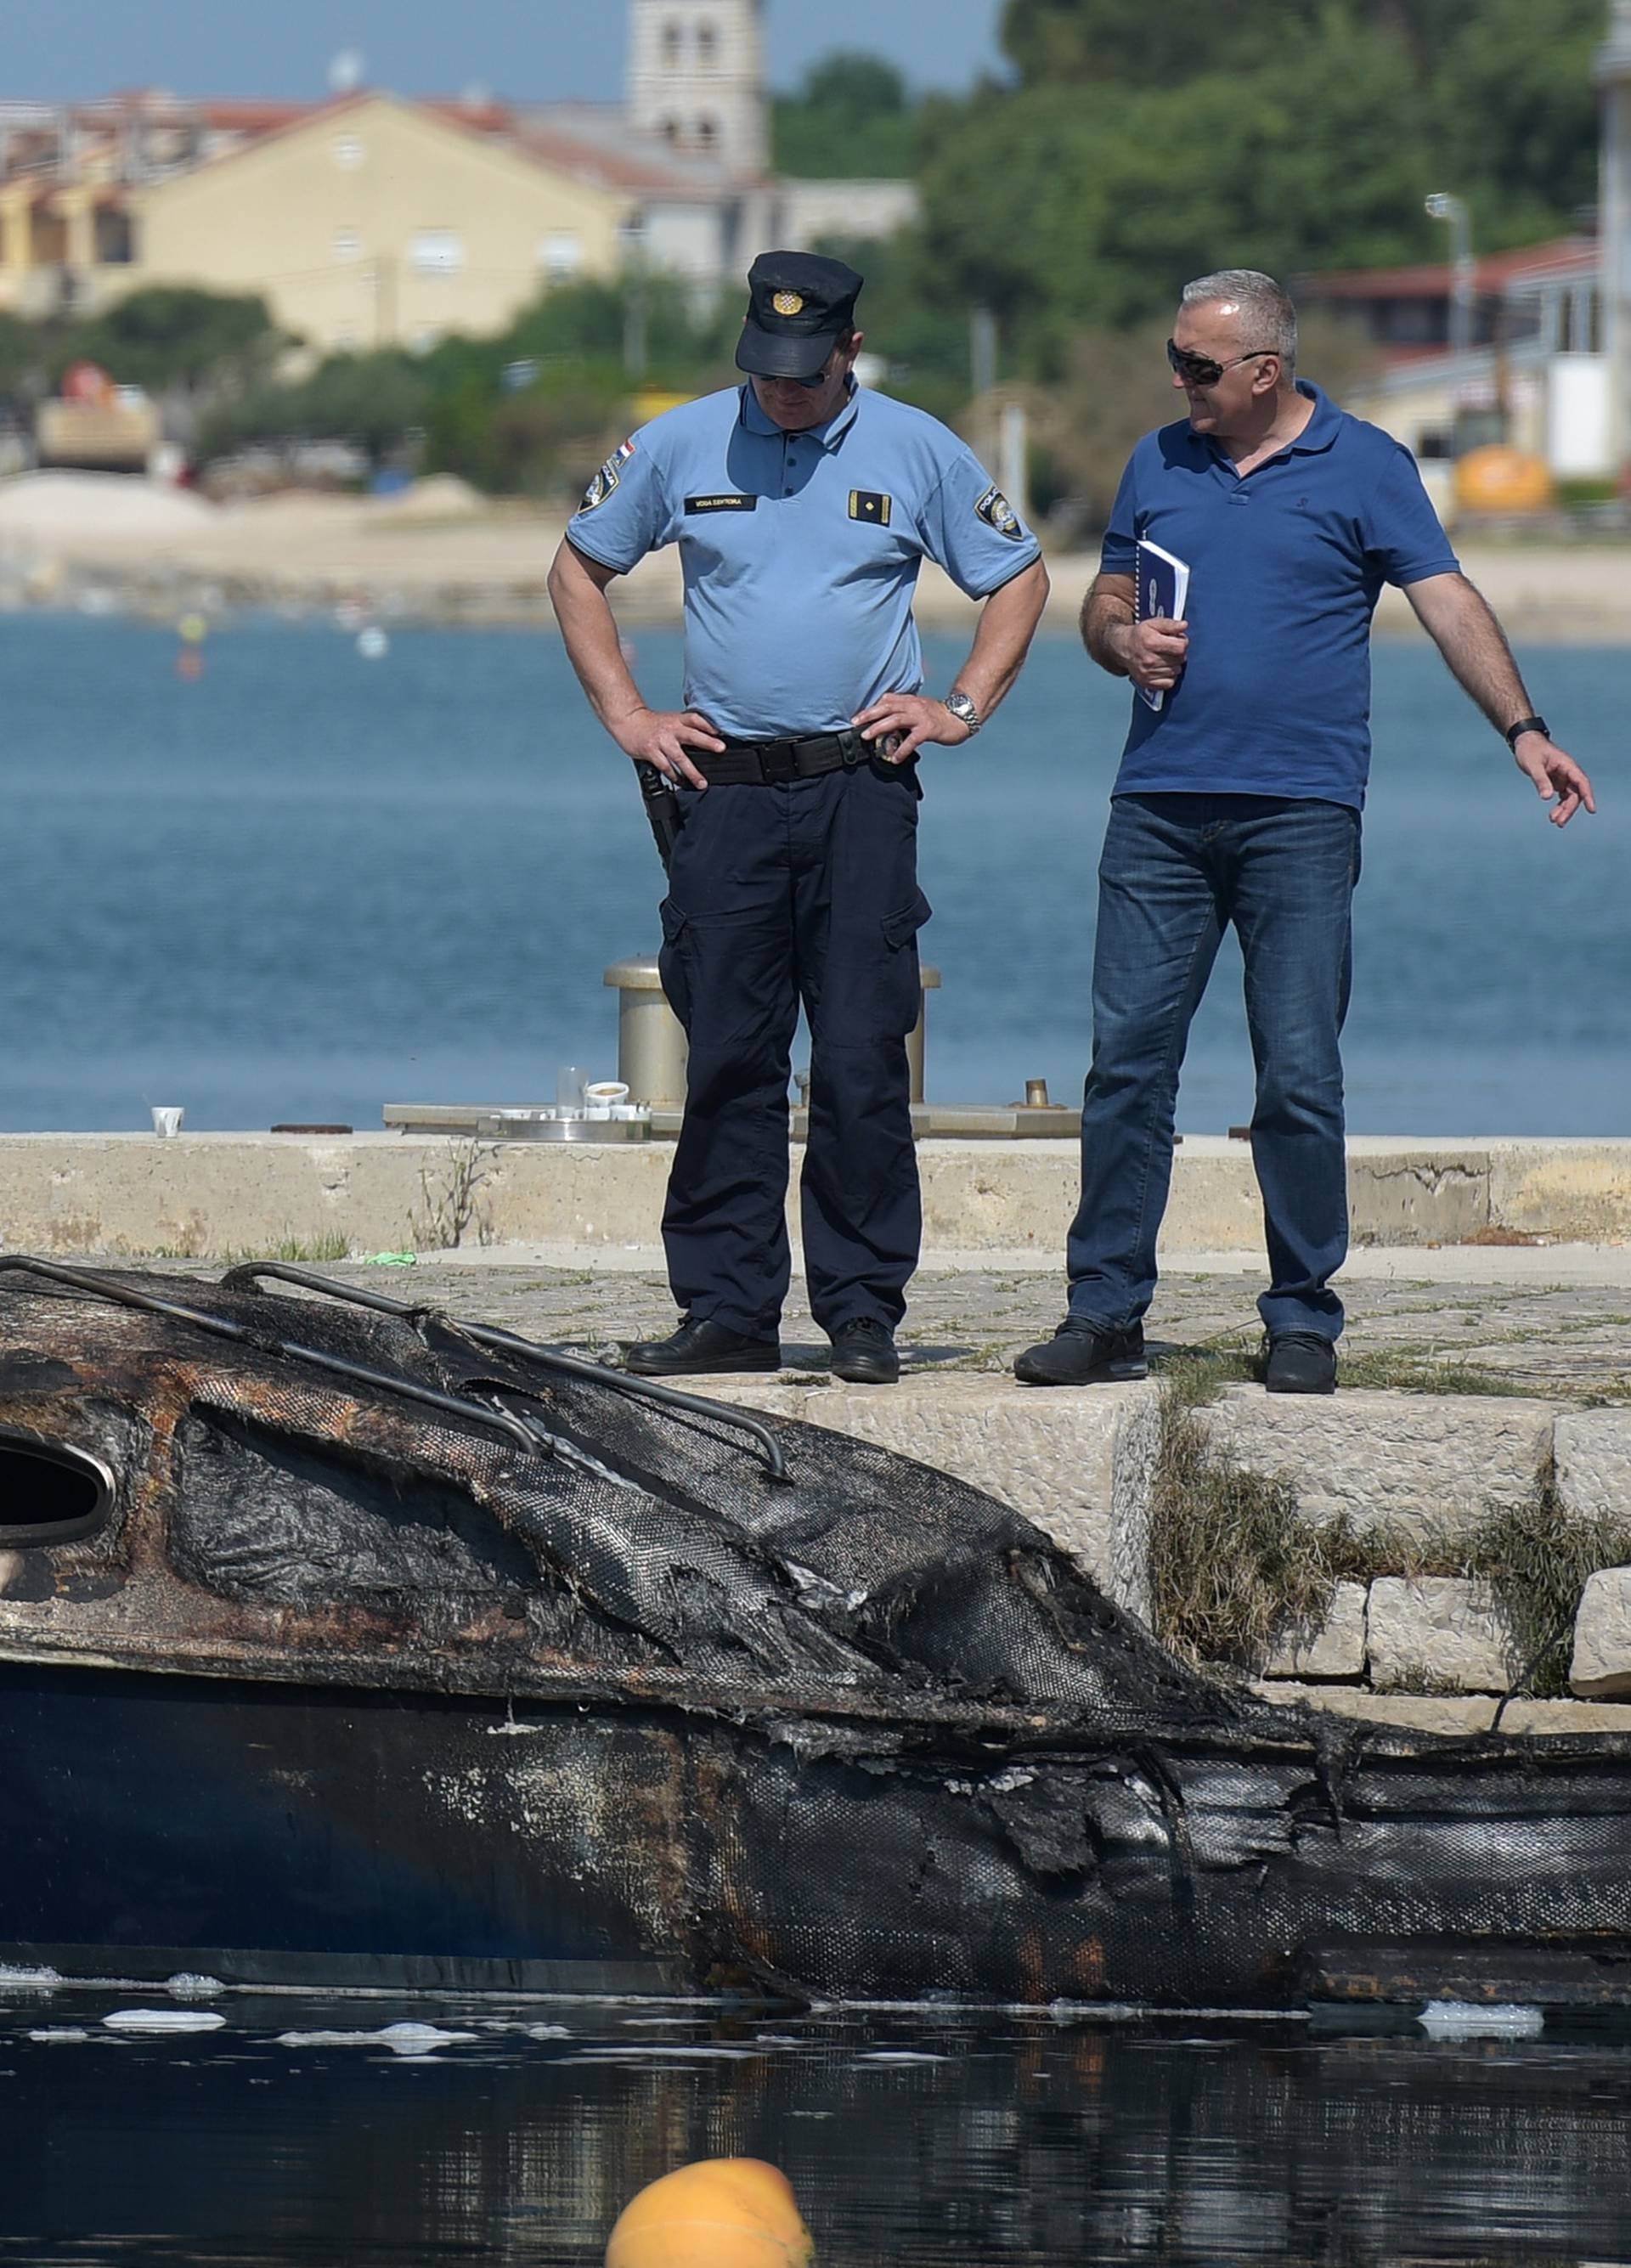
[3,1987,1630,2263]
[0,612,1623,1134]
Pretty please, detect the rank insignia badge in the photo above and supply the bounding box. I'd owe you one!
[849,489,892,527]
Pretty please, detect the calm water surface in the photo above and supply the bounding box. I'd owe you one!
[0,613,1625,1133]
[4,1987,1631,2265]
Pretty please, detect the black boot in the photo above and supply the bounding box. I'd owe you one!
[1013,1318,1147,1387]
[829,1318,900,1385]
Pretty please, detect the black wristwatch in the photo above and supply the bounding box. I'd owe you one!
[1504,714,1549,751]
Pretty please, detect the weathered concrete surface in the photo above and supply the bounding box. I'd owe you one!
[1366,1577,1523,1694]
[1199,1386,1559,1537]
[688,1373,1151,1599]
[1555,1410,1631,1526]
[6,1131,1631,1256]
[1570,1567,1631,1697]
[1264,1583,1369,1679]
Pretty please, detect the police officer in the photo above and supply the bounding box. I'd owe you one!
[549,251,1048,1383]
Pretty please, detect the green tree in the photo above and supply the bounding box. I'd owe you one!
[55,286,284,397]
[773,50,917,177]
[0,312,44,405]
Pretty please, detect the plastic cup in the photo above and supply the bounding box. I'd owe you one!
[584,1080,629,1120]
[151,1107,183,1137]
[556,1064,590,1110]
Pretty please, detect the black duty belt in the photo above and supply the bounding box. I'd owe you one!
[697,728,907,785]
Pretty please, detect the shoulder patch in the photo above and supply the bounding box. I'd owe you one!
[577,437,636,515]
[975,484,1024,540]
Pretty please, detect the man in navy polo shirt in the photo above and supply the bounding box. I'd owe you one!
[1017,268,1594,1396]
[550,251,1047,1384]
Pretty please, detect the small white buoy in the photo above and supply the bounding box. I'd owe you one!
[358,626,389,660]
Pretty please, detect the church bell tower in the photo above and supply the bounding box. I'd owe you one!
[627,0,768,178]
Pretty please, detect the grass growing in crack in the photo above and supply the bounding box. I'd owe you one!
[1147,1357,1631,1691]
[1146,1357,1409,1666]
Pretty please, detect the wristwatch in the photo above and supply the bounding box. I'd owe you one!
[1504,714,1549,751]
[944,689,981,736]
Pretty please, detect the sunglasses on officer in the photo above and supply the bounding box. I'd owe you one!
[1165,338,1277,389]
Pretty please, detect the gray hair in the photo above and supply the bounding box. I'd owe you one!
[1180,269,1297,371]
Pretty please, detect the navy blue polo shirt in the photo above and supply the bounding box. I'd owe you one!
[1101,381,1459,809]
[567,381,1041,741]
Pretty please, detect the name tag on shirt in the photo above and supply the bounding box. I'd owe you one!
[686,493,758,514]
[849,489,893,527]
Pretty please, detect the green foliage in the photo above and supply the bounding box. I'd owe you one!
[200,351,432,467]
[55,285,283,395]
[774,48,916,178]
[930,0,1604,373]
[0,311,43,403]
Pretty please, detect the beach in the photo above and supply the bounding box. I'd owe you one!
[2,471,1628,638]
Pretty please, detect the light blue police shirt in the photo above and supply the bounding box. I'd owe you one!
[566,381,1041,742]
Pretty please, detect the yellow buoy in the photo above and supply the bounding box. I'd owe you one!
[1453,445,1555,516]
[606,2158,815,2267]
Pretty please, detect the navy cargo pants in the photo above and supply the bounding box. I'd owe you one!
[657,758,931,1340]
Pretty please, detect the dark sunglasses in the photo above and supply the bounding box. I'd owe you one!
[1165,338,1276,388]
[783,352,840,389]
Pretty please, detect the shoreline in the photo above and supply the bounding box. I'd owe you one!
[3,487,1630,639]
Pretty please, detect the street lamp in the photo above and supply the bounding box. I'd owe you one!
[1425,191,1476,359]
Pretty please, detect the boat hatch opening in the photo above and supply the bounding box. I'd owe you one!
[0,1432,116,1547]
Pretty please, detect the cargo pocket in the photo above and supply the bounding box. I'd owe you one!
[878,888,933,1037]
[657,897,693,1031]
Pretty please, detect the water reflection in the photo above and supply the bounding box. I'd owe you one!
[1,1989,1629,2265]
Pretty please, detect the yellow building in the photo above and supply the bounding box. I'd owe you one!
[127,94,639,355]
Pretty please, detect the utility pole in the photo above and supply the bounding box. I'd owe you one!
[1425,192,1476,360]
[1597,1,1631,477]
[622,214,649,384]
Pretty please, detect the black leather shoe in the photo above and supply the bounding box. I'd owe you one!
[1264,1331,1337,1395]
[1013,1318,1147,1387]
[829,1317,900,1385]
[623,1317,781,1378]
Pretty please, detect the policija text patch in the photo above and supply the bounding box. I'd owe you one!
[849,490,893,527]
[685,493,759,514]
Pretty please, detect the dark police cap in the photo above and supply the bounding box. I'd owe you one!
[736,250,864,380]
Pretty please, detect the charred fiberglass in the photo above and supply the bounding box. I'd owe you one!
[1,1258,1630,2009]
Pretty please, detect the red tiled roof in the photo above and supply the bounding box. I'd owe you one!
[1304,238,1598,301]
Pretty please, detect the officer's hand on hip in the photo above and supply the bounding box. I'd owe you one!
[1115,616,1189,695]
[612,706,726,791]
[853,694,973,762]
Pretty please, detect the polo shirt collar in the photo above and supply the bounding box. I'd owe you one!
[1195,379,1342,470]
[739,377,861,451]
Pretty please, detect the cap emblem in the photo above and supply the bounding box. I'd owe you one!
[772,291,804,317]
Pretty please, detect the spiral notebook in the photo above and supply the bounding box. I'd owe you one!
[1133,538,1190,713]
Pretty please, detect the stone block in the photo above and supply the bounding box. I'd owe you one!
[1366,1576,1521,1694]
[1346,1147,1490,1246]
[1263,1582,1368,1679]
[1487,1140,1631,1243]
[1198,1387,1558,1541]
[687,1373,1157,1605]
[1569,1567,1631,1697]
[1555,1410,1631,1525]
[1255,1683,1631,1736]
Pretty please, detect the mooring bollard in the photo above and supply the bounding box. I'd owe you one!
[603,957,942,1109]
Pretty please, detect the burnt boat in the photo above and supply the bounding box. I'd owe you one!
[3,1255,1630,2011]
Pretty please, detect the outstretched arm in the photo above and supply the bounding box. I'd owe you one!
[547,538,725,788]
[1405,571,1596,827]
[853,559,1050,761]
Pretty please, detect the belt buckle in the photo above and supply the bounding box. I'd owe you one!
[758,737,798,784]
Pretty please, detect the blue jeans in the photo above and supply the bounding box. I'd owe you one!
[1065,793,1362,1341]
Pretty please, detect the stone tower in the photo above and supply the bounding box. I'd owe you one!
[627,0,768,178]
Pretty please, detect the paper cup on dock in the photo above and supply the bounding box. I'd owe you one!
[584,1080,630,1120]
[150,1107,183,1138]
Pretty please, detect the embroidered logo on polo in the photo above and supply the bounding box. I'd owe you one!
[975,484,1024,539]
[577,436,636,514]
[685,493,759,514]
[849,489,892,527]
